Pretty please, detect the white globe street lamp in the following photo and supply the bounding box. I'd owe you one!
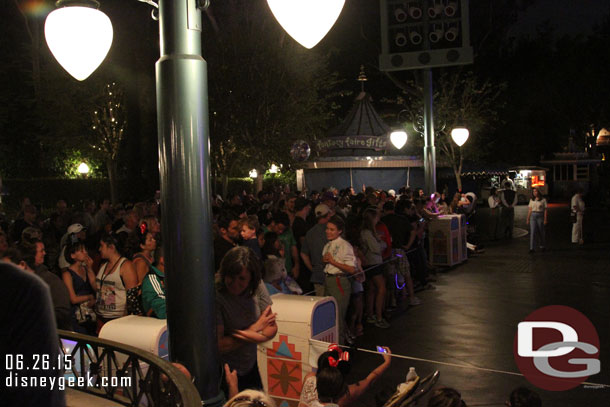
[269,164,279,174]
[77,162,90,175]
[451,127,469,147]
[44,0,113,81]
[267,0,345,49]
[249,169,258,179]
[390,130,408,149]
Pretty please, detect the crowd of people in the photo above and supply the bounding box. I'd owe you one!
[0,184,547,406]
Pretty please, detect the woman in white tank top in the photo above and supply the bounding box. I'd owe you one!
[95,234,139,327]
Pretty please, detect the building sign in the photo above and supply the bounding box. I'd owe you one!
[316,136,388,151]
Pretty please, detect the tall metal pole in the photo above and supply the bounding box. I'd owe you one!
[156,1,222,404]
[423,68,436,195]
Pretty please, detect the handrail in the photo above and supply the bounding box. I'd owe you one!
[58,329,202,407]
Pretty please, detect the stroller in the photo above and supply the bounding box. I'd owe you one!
[381,371,440,407]
[458,193,484,254]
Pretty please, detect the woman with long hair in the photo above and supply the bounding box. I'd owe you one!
[62,237,97,334]
[95,233,140,331]
[526,188,547,253]
[216,246,278,392]
[129,221,157,284]
[361,208,389,329]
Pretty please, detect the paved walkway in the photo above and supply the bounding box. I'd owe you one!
[65,388,122,407]
[351,204,610,406]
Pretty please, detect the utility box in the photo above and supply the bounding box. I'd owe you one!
[99,315,169,360]
[258,294,338,407]
[97,315,168,381]
[428,214,465,266]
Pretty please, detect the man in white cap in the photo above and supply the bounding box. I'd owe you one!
[57,223,87,270]
[300,204,333,296]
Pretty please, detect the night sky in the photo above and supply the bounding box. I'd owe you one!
[509,0,610,36]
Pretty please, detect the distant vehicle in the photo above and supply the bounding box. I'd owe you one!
[510,167,549,204]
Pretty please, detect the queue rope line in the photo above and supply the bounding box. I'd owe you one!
[300,250,418,296]
[256,333,609,388]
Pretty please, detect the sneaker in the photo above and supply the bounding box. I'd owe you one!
[365,315,377,324]
[409,296,422,306]
[374,318,391,329]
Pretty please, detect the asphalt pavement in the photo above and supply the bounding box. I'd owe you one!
[348,203,610,407]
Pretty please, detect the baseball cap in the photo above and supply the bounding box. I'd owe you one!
[315,204,330,218]
[67,223,86,234]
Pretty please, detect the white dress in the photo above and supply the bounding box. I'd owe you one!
[571,193,585,243]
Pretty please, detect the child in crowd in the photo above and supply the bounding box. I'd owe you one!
[262,232,302,295]
[240,215,262,259]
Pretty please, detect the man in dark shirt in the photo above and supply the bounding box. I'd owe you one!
[0,261,66,406]
[381,200,421,305]
[381,200,415,251]
[213,213,240,272]
[10,204,38,244]
[301,204,332,296]
[291,198,312,292]
[501,182,518,238]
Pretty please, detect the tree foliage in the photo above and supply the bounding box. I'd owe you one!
[387,69,506,190]
[90,82,128,203]
[203,0,342,192]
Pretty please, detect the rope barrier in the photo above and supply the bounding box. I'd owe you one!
[299,249,419,296]
[257,333,609,389]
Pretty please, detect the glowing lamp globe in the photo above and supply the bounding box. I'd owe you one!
[267,0,345,49]
[249,169,258,179]
[45,2,113,81]
[269,164,279,174]
[451,127,469,147]
[390,130,408,149]
[77,162,90,175]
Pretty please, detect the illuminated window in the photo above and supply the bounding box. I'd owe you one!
[531,175,545,187]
